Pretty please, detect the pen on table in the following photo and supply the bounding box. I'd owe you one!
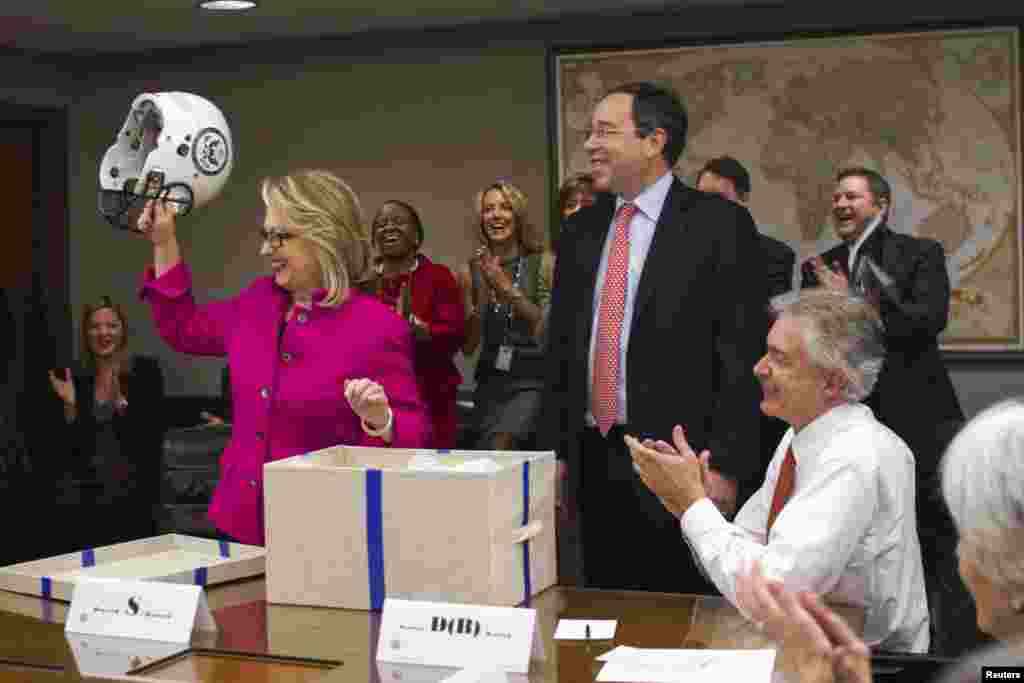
[585,624,590,640]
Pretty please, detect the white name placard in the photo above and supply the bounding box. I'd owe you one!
[376,599,542,674]
[65,577,217,643]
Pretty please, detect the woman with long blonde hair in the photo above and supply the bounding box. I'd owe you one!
[458,180,554,450]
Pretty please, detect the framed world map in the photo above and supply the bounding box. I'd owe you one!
[554,27,1021,353]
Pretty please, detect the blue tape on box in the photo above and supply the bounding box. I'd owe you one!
[366,469,385,610]
[194,567,208,586]
[522,460,532,604]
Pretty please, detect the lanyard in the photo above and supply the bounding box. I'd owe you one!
[492,256,524,345]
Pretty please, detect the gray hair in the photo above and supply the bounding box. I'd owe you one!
[942,398,1024,594]
[778,288,885,401]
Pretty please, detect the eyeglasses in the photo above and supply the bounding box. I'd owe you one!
[583,126,632,141]
[258,227,296,250]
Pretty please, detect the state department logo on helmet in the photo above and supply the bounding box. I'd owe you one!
[98,92,233,231]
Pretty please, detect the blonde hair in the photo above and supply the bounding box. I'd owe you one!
[474,181,545,254]
[261,169,373,307]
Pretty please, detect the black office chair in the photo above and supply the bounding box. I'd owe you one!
[158,424,231,538]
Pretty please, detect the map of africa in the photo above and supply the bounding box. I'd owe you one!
[557,27,1021,351]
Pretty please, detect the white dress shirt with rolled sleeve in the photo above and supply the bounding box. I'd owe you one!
[680,402,930,653]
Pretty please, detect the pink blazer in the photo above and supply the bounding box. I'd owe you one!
[141,263,431,545]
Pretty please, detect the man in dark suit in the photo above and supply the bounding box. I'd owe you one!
[544,82,767,592]
[802,166,976,656]
[696,156,795,299]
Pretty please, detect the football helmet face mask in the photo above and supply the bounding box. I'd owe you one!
[98,92,233,231]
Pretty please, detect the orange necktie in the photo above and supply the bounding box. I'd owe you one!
[766,447,796,539]
[592,203,636,436]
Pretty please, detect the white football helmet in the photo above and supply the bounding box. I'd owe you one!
[99,92,233,231]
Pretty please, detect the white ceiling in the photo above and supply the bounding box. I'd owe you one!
[0,0,753,55]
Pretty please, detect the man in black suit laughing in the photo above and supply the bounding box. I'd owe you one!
[802,166,974,655]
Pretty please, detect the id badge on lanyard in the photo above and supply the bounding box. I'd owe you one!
[494,256,524,373]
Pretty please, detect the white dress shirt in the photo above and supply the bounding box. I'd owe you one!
[680,403,930,652]
[585,171,673,426]
[848,212,884,273]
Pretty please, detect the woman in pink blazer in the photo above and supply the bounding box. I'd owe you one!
[138,169,430,545]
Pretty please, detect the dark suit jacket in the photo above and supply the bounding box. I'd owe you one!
[801,224,964,478]
[761,233,796,300]
[62,354,167,496]
[544,178,768,503]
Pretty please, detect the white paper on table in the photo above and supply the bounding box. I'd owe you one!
[594,648,776,683]
[553,619,617,640]
[596,645,639,661]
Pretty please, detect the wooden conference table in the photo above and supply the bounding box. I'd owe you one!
[0,579,864,682]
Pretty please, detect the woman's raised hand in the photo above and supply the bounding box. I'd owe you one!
[47,368,75,406]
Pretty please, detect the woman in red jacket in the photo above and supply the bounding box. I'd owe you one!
[371,200,466,449]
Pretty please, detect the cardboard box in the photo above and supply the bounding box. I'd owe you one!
[264,447,556,610]
[0,534,265,602]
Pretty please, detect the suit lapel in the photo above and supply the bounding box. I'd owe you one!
[863,222,891,267]
[577,194,616,357]
[854,223,890,289]
[631,178,699,326]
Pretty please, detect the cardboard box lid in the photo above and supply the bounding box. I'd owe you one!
[0,534,265,602]
[265,446,555,478]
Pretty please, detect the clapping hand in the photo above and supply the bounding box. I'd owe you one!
[344,378,391,431]
[810,256,851,294]
[475,246,514,301]
[736,561,871,683]
[48,368,75,406]
[628,426,737,518]
[625,425,708,519]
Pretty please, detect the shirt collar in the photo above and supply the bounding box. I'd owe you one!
[849,212,884,266]
[788,402,872,464]
[616,171,674,223]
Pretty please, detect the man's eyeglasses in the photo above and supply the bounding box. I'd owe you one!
[258,228,296,250]
[583,126,630,141]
